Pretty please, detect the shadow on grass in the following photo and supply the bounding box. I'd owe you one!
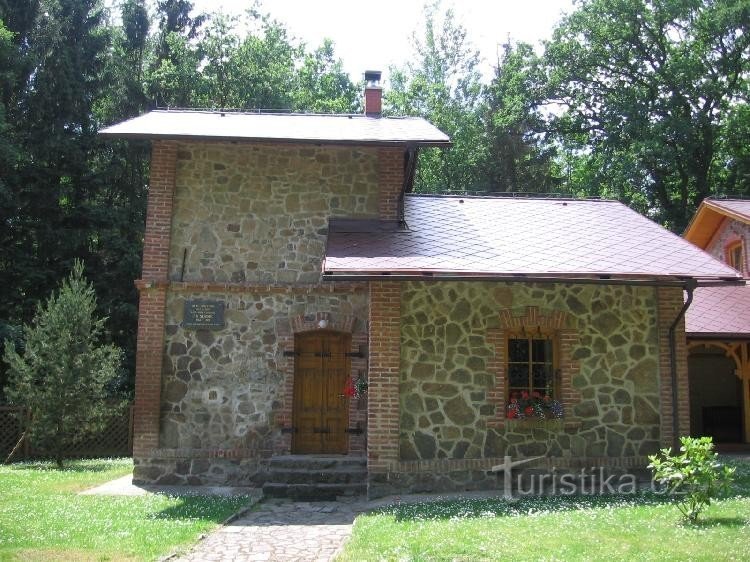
[149,495,252,522]
[723,457,750,496]
[376,492,674,522]
[376,458,750,523]
[684,516,749,529]
[8,458,131,473]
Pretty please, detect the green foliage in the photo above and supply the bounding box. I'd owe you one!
[3,261,123,466]
[546,0,750,230]
[387,0,485,192]
[482,41,560,193]
[648,436,735,522]
[294,38,359,113]
[145,7,357,112]
[715,103,750,195]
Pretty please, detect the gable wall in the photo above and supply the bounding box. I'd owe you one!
[705,216,750,277]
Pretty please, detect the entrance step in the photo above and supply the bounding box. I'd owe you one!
[260,456,366,501]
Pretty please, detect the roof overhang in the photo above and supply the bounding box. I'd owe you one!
[684,199,750,248]
[99,110,452,147]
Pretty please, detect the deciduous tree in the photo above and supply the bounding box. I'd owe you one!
[546,0,750,230]
[387,1,484,192]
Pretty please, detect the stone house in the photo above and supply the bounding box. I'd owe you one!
[101,79,741,498]
[683,199,750,446]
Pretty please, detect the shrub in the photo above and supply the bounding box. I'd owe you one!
[648,436,735,523]
[3,261,123,467]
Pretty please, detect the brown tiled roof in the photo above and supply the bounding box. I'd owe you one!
[324,195,741,281]
[99,110,451,146]
[684,198,750,248]
[686,285,750,337]
[706,199,750,222]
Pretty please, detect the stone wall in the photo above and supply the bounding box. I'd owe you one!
[394,281,662,492]
[705,217,749,277]
[131,287,369,485]
[130,140,385,485]
[168,142,380,284]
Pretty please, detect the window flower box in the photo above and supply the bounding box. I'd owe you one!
[506,390,563,420]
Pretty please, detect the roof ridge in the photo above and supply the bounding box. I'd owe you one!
[151,108,418,120]
[706,195,750,202]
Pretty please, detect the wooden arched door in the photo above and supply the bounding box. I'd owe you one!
[292,331,350,454]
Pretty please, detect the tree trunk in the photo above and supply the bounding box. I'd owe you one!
[55,417,64,468]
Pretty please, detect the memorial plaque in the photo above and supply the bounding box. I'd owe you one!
[182,299,225,330]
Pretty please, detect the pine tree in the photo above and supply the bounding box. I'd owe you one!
[4,261,123,467]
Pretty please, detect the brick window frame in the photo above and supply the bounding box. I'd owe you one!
[487,306,581,429]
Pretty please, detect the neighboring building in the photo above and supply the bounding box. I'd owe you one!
[684,199,750,446]
[101,79,741,498]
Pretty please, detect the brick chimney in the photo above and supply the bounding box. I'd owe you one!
[364,70,382,117]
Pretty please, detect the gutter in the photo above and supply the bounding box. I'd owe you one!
[668,279,697,451]
[321,272,744,289]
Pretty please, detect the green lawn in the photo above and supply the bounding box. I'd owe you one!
[0,458,252,561]
[340,459,750,562]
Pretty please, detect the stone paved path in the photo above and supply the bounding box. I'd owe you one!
[173,498,368,562]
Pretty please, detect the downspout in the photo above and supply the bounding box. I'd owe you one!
[669,279,696,451]
[400,147,418,223]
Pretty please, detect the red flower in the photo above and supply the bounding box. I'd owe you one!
[521,391,529,399]
[343,377,356,397]
[524,406,535,416]
[543,395,551,402]
[532,391,541,398]
[507,408,517,419]
[510,398,518,404]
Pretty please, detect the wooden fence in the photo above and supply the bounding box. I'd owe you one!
[0,404,134,460]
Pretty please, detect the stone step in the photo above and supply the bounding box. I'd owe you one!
[267,456,367,471]
[260,467,366,485]
[262,482,366,501]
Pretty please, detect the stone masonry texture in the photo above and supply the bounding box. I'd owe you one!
[365,280,674,496]
[168,143,379,284]
[134,141,384,485]
[159,290,368,449]
[705,216,749,277]
[133,138,689,494]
